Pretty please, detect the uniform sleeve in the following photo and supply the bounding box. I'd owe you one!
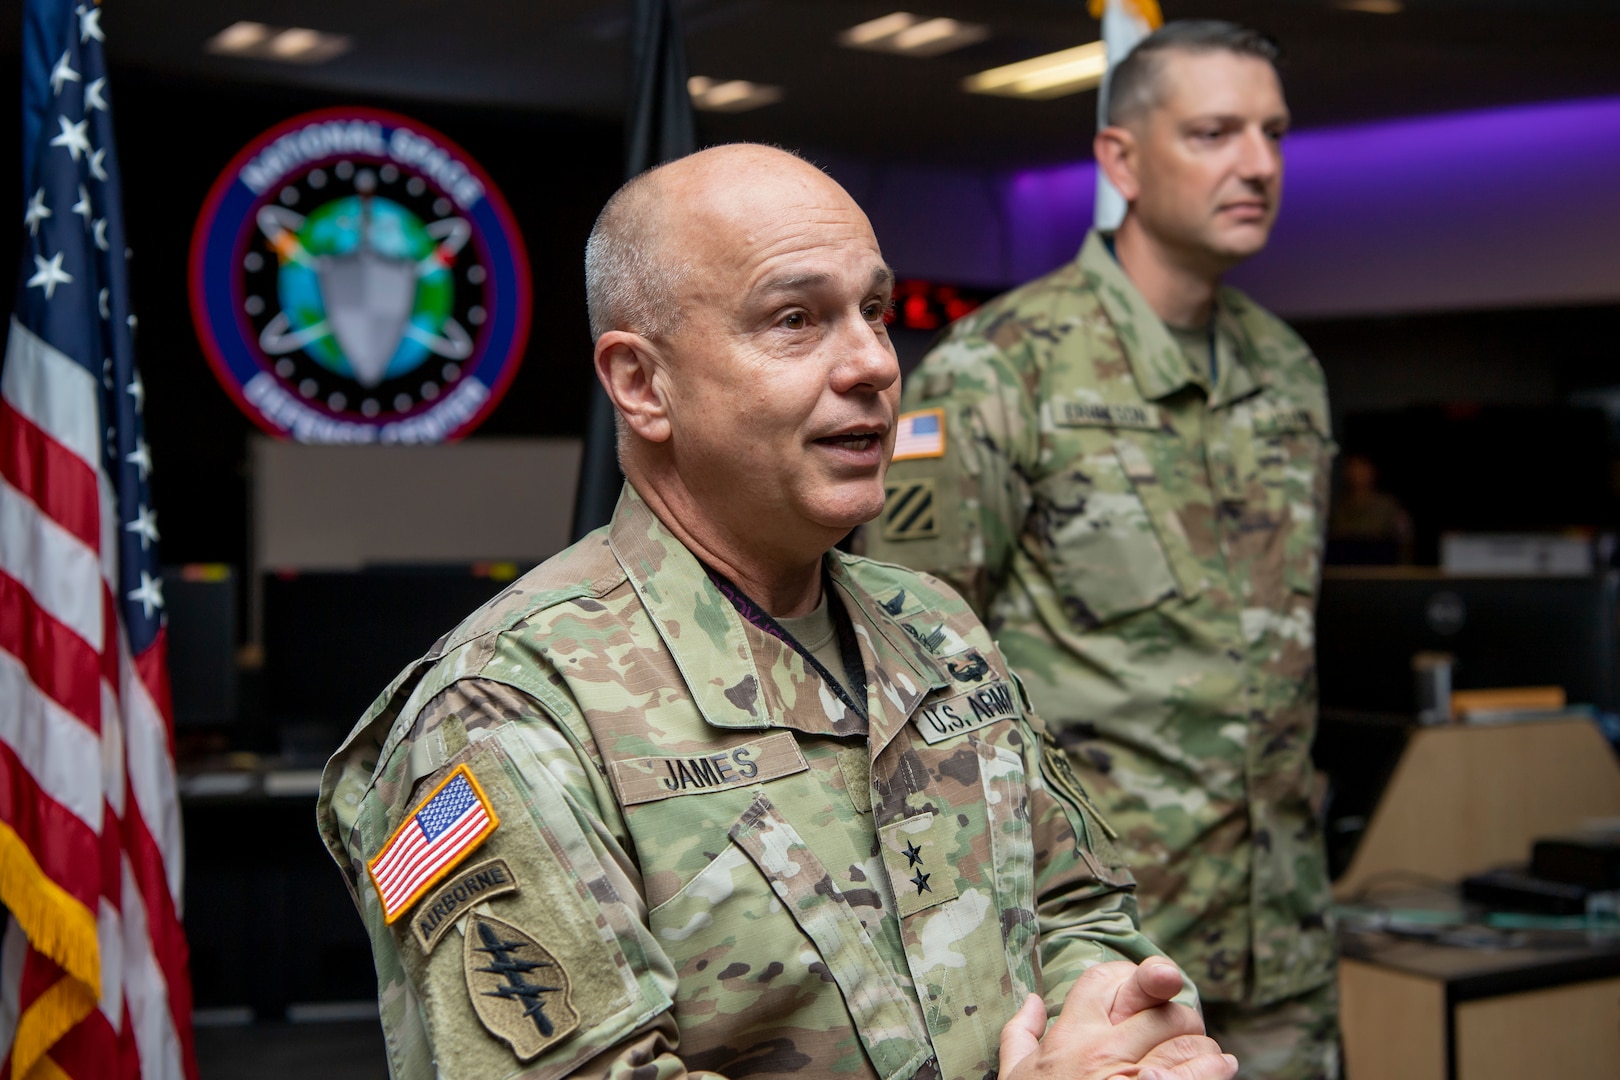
[862,332,1040,617]
[327,677,738,1080]
[1021,706,1201,1015]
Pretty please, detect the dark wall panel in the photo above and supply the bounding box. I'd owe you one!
[100,67,621,569]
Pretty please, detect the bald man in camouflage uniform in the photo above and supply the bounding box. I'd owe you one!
[864,24,1338,1080]
[318,145,1239,1080]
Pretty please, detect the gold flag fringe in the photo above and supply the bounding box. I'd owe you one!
[0,824,102,1079]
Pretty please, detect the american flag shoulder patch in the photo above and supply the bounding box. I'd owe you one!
[369,763,501,924]
[891,408,946,461]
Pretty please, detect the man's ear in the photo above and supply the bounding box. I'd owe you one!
[1094,125,1141,204]
[595,331,671,444]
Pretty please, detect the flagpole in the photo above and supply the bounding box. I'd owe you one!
[2,1,198,1075]
[1092,0,1162,232]
[570,0,696,541]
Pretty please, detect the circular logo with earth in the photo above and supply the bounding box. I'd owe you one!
[189,107,530,442]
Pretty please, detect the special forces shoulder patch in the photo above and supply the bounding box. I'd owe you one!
[464,912,581,1060]
[881,478,938,542]
[368,763,500,924]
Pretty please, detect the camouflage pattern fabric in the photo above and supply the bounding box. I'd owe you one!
[317,483,1182,1080]
[862,230,1338,1010]
[1203,977,1340,1080]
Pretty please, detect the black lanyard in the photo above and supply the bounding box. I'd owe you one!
[703,564,869,723]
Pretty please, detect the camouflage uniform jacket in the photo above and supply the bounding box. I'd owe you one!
[317,483,1175,1080]
[863,231,1337,1007]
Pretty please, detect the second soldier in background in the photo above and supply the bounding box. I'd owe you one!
[864,21,1339,1080]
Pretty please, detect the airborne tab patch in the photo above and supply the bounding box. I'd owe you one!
[369,763,500,925]
[880,479,938,542]
[412,857,520,954]
[464,912,580,1060]
[911,681,1020,744]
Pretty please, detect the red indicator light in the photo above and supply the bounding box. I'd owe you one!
[902,294,938,330]
[889,280,992,332]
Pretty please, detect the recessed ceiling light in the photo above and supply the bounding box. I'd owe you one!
[839,12,989,58]
[842,12,916,46]
[209,21,271,53]
[206,22,351,64]
[269,28,324,58]
[963,41,1108,99]
[1338,0,1402,11]
[687,76,783,113]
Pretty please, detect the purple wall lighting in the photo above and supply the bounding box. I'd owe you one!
[1224,96,1620,317]
[862,97,1620,319]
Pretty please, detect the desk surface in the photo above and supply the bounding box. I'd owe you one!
[1338,884,1620,1002]
[1342,927,1620,1001]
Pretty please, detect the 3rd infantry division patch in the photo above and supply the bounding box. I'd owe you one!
[881,478,938,541]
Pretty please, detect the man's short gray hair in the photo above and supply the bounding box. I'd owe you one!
[583,167,688,340]
[584,144,814,341]
[1105,20,1282,129]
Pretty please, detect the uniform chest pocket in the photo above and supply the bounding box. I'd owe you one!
[1028,435,1181,627]
[869,736,1042,1077]
[649,793,933,1080]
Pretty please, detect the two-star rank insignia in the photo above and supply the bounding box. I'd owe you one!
[879,814,958,917]
[902,840,931,894]
[464,913,581,1060]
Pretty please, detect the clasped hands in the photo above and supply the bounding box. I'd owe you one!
[1000,957,1238,1080]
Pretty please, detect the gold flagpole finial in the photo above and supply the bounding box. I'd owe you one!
[1089,0,1164,29]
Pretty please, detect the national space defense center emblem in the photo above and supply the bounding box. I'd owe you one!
[189,108,531,442]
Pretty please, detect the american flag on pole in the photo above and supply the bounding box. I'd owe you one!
[890,409,945,462]
[0,1,197,1077]
[368,765,499,924]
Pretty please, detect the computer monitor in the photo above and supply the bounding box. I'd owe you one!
[1316,570,1619,715]
[261,567,518,757]
[161,566,237,729]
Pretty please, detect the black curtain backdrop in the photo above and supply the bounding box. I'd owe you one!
[569,0,696,541]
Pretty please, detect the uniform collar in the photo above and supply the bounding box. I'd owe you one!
[827,555,945,760]
[609,484,773,731]
[608,485,939,745]
[1078,230,1262,408]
